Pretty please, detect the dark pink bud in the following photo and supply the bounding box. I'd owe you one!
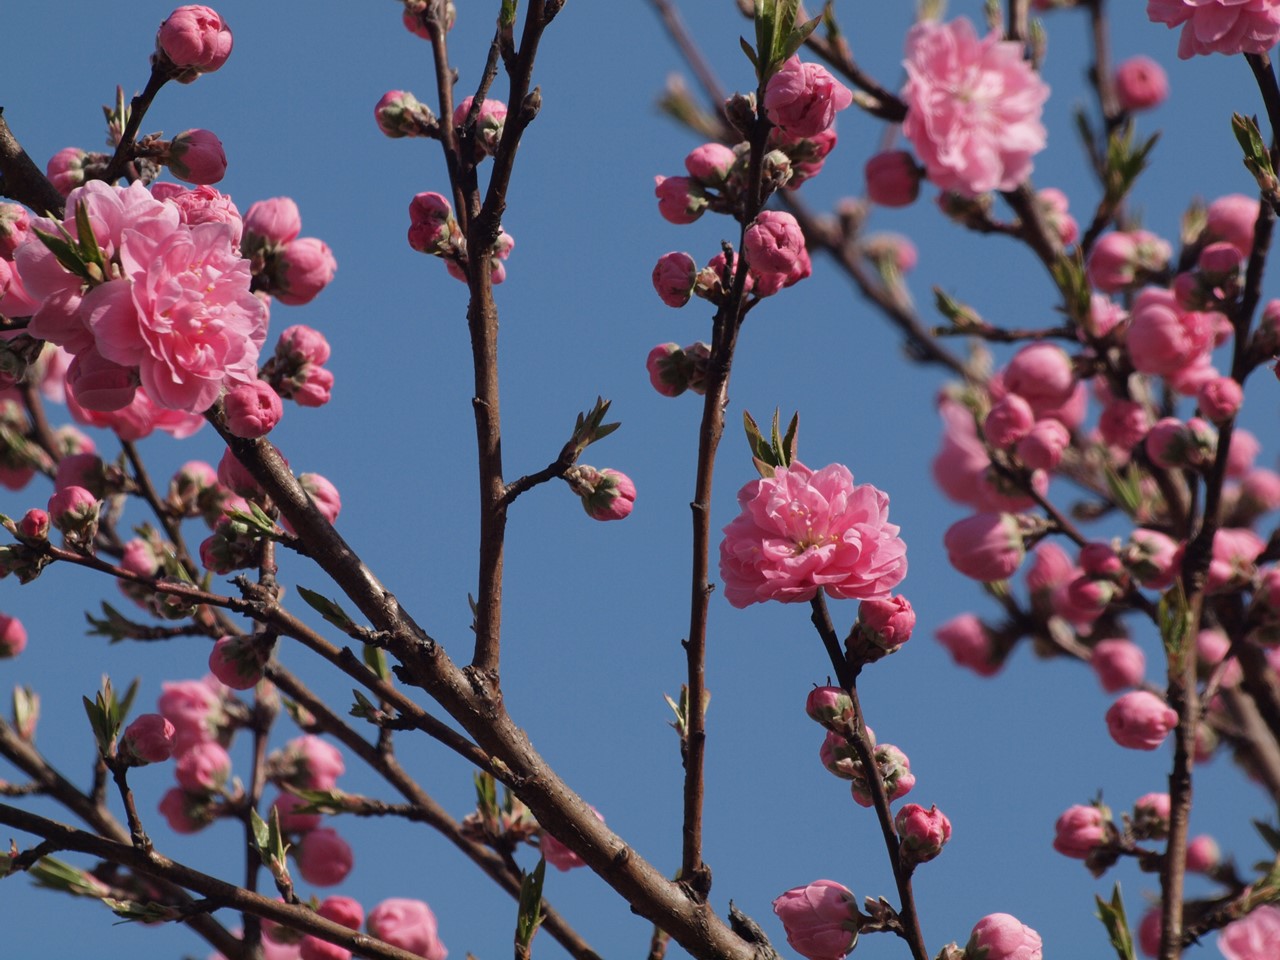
[244,197,302,246]
[1099,400,1150,449]
[452,96,508,157]
[654,175,707,224]
[155,5,233,81]
[1205,193,1259,259]
[865,151,921,207]
[764,56,853,139]
[296,828,353,887]
[0,613,28,659]
[272,791,322,834]
[935,613,1001,676]
[18,509,48,541]
[1003,344,1075,414]
[1115,56,1168,111]
[158,787,214,833]
[652,251,697,308]
[855,595,915,651]
[407,192,458,255]
[805,686,854,735]
[896,803,951,864]
[209,634,267,690]
[1079,542,1123,579]
[224,381,283,439]
[568,466,635,521]
[168,129,227,185]
[1052,803,1109,859]
[1185,835,1220,873]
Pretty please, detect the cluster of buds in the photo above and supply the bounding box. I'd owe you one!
[406,192,514,285]
[261,325,333,408]
[241,197,338,306]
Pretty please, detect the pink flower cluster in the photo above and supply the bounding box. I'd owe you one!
[406,191,513,284]
[719,461,907,608]
[14,181,267,414]
[901,18,1050,196]
[242,197,338,306]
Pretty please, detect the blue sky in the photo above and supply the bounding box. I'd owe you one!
[0,3,1275,959]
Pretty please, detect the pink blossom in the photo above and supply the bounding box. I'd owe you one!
[541,806,604,871]
[1241,467,1280,516]
[154,184,243,248]
[719,461,907,607]
[1052,804,1108,858]
[279,472,343,532]
[944,512,1024,582]
[1219,904,1280,960]
[646,343,692,397]
[764,57,853,139]
[1145,416,1216,470]
[1085,294,1129,340]
[684,143,737,185]
[245,197,302,246]
[367,899,447,960]
[1035,187,1078,247]
[1106,690,1178,750]
[966,913,1043,960]
[156,5,233,79]
[896,803,952,863]
[224,380,283,438]
[1099,399,1151,449]
[175,741,232,792]
[935,613,1000,676]
[901,18,1049,196]
[48,485,99,536]
[276,325,330,365]
[1091,638,1146,692]
[295,828,353,887]
[1149,0,1280,58]
[274,238,336,306]
[167,129,228,185]
[120,713,176,764]
[653,176,706,224]
[407,192,458,256]
[652,251,697,308]
[1115,56,1169,110]
[772,881,858,960]
[64,347,139,412]
[864,151,921,207]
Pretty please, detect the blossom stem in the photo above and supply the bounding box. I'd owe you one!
[101,66,168,185]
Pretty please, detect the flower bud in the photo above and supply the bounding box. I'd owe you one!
[1037,188,1078,247]
[158,786,215,833]
[18,509,48,541]
[1015,418,1070,471]
[865,150,921,207]
[48,485,99,548]
[375,90,438,138]
[273,238,336,306]
[896,803,952,864]
[155,5,233,81]
[407,192,459,256]
[244,197,302,247]
[1185,834,1220,873]
[567,465,635,521]
[1052,803,1109,859]
[167,129,227,185]
[684,143,737,186]
[175,741,232,793]
[271,791,322,834]
[453,96,507,156]
[1198,376,1243,424]
[854,595,915,652]
[1137,907,1162,958]
[1145,417,1216,470]
[1115,56,1168,111]
[295,827,353,886]
[1131,792,1171,839]
[366,899,446,960]
[0,613,27,659]
[46,147,89,197]
[966,914,1043,960]
[209,634,269,690]
[850,743,914,807]
[224,381,283,439]
[983,394,1035,448]
[120,713,177,765]
[944,513,1024,582]
[652,252,697,308]
[935,613,1001,676]
[805,686,855,736]
[1205,194,1258,258]
[764,56,853,139]
[819,730,861,780]
[1106,691,1178,750]
[1090,639,1145,692]
[654,176,707,224]
[1098,400,1150,449]
[771,880,858,960]
[0,203,32,260]
[540,806,604,871]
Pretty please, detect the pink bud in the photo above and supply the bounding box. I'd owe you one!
[224,381,283,439]
[1132,792,1171,839]
[0,203,32,259]
[540,806,604,871]
[1084,294,1128,340]
[1015,418,1070,471]
[850,743,914,807]
[771,880,858,960]
[1003,344,1076,415]
[684,143,737,186]
[175,741,232,792]
[366,899,446,960]
[1145,416,1215,470]
[1205,527,1266,595]
[1205,194,1259,259]
[1079,542,1123,579]
[1198,376,1243,424]
[764,56,853,139]
[48,485,99,537]
[158,787,212,834]
[244,197,302,246]
[272,791,322,834]
[46,147,89,197]
[274,734,345,791]
[984,394,1035,448]
[944,513,1025,582]
[1025,542,1074,595]
[966,913,1043,960]
[935,613,1001,676]
[275,238,336,306]
[654,175,707,224]
[295,828,353,886]
[570,466,635,521]
[896,803,951,864]
[647,343,689,397]
[155,5,233,80]
[217,448,261,499]
[209,634,266,690]
[1137,907,1162,958]
[1099,400,1150,449]
[864,151,921,207]
[407,192,458,255]
[1115,56,1168,111]
[299,935,350,960]
[18,510,48,542]
[1128,288,1216,379]
[652,251,698,308]
[1185,834,1220,873]
[744,210,807,275]
[168,129,227,185]
[318,895,364,932]
[1090,639,1146,692]
[0,613,27,659]
[285,472,342,530]
[1052,804,1108,859]
[121,713,177,765]
[855,595,915,651]
[1227,427,1261,479]
[1036,187,1078,247]
[452,96,508,157]
[375,90,437,139]
[1106,691,1178,751]
[805,686,855,733]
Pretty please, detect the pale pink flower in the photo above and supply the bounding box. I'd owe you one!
[719,461,907,607]
[902,18,1049,196]
[1219,905,1280,959]
[764,56,853,139]
[366,899,447,960]
[1115,56,1169,110]
[1147,0,1280,58]
[966,913,1043,960]
[772,881,858,960]
[153,184,243,248]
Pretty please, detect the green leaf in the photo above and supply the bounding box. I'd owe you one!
[349,688,380,722]
[72,199,105,271]
[1159,582,1192,665]
[781,413,800,466]
[296,585,357,632]
[739,35,758,69]
[32,227,95,285]
[249,807,271,851]
[1255,819,1280,853]
[499,0,518,28]
[515,858,547,948]
[778,13,822,64]
[1103,463,1142,518]
[1094,884,1137,960]
[101,898,182,924]
[362,643,390,681]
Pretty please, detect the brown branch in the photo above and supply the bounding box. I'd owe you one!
[0,110,65,214]
[100,67,168,185]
